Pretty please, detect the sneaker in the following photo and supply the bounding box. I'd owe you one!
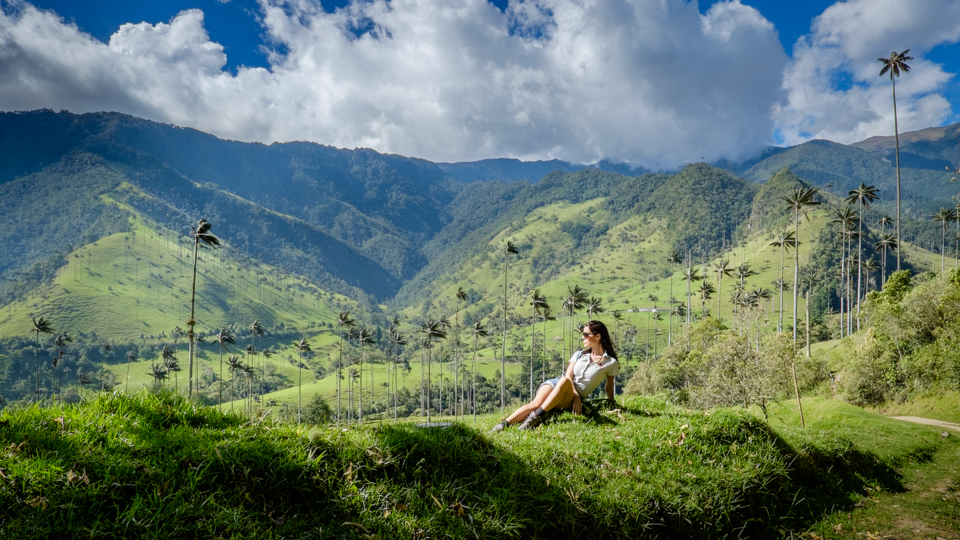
[490,420,509,433]
[517,411,542,430]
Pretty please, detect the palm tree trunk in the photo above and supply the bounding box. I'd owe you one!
[793,211,800,341]
[893,77,902,272]
[856,204,863,331]
[501,258,508,415]
[187,238,200,398]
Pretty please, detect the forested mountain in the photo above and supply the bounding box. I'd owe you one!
[1,109,958,325]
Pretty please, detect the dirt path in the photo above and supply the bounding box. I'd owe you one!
[891,415,960,432]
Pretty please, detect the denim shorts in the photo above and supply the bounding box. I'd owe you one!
[539,377,561,390]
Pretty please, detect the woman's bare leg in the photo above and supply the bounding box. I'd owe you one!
[505,384,554,424]
[540,377,577,413]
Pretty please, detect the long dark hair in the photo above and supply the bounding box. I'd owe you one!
[581,320,618,360]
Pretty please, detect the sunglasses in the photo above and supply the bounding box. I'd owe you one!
[582,332,595,338]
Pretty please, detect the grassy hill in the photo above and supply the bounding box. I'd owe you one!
[1,391,956,539]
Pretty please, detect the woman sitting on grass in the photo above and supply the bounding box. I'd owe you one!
[492,320,619,432]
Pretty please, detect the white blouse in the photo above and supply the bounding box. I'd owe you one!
[569,350,620,397]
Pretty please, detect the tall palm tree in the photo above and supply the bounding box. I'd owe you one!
[471,321,488,422]
[711,259,733,322]
[769,231,797,333]
[355,327,375,424]
[53,331,71,403]
[698,282,716,320]
[249,319,265,399]
[861,257,879,294]
[782,186,821,341]
[436,315,451,417]
[499,241,519,414]
[388,323,407,421]
[147,364,168,389]
[125,352,137,394]
[336,310,355,425]
[454,287,466,418]
[682,264,702,324]
[667,251,682,338]
[529,289,549,399]
[428,319,447,420]
[161,345,177,391]
[32,316,54,398]
[933,208,953,272]
[833,207,857,336]
[214,328,236,410]
[187,219,221,399]
[874,232,898,289]
[226,355,243,408]
[878,50,912,271]
[845,183,880,328]
[293,337,311,424]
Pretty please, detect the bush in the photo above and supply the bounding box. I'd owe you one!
[303,394,332,425]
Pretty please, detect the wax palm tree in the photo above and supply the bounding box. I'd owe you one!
[832,207,857,336]
[665,251,682,343]
[32,316,54,398]
[388,324,407,421]
[711,260,733,322]
[226,355,243,410]
[769,231,797,333]
[336,310,355,425]
[734,264,757,309]
[53,331,71,403]
[845,183,879,327]
[682,264,702,324]
[874,232,898,288]
[878,49,912,272]
[698,282,716,321]
[529,289,549,399]
[562,285,588,357]
[355,326,375,424]
[125,352,137,394]
[454,287,466,417]
[471,321,488,422]
[499,240,519,414]
[147,364,168,389]
[293,337,311,424]
[76,371,92,401]
[161,345,178,392]
[213,328,236,409]
[585,297,604,320]
[861,257,879,294]
[426,319,447,421]
[933,208,953,272]
[436,315,452,417]
[782,186,821,340]
[187,219,221,399]
[249,319,265,398]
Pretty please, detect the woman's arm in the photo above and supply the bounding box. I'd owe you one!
[605,375,615,401]
[566,354,581,414]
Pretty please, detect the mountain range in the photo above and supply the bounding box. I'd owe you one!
[1,109,958,327]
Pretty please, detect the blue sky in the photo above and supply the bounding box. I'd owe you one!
[28,0,839,72]
[2,0,958,167]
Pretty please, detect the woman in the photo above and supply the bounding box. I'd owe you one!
[491,320,620,432]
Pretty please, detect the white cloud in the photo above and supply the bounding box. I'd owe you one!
[775,0,960,146]
[0,0,787,167]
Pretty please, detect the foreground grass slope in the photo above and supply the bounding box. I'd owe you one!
[2,392,955,539]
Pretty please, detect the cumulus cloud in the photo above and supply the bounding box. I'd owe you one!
[0,0,789,168]
[775,0,960,146]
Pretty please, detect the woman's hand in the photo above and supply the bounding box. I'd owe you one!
[571,393,582,415]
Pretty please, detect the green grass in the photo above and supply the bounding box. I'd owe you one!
[2,391,956,539]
